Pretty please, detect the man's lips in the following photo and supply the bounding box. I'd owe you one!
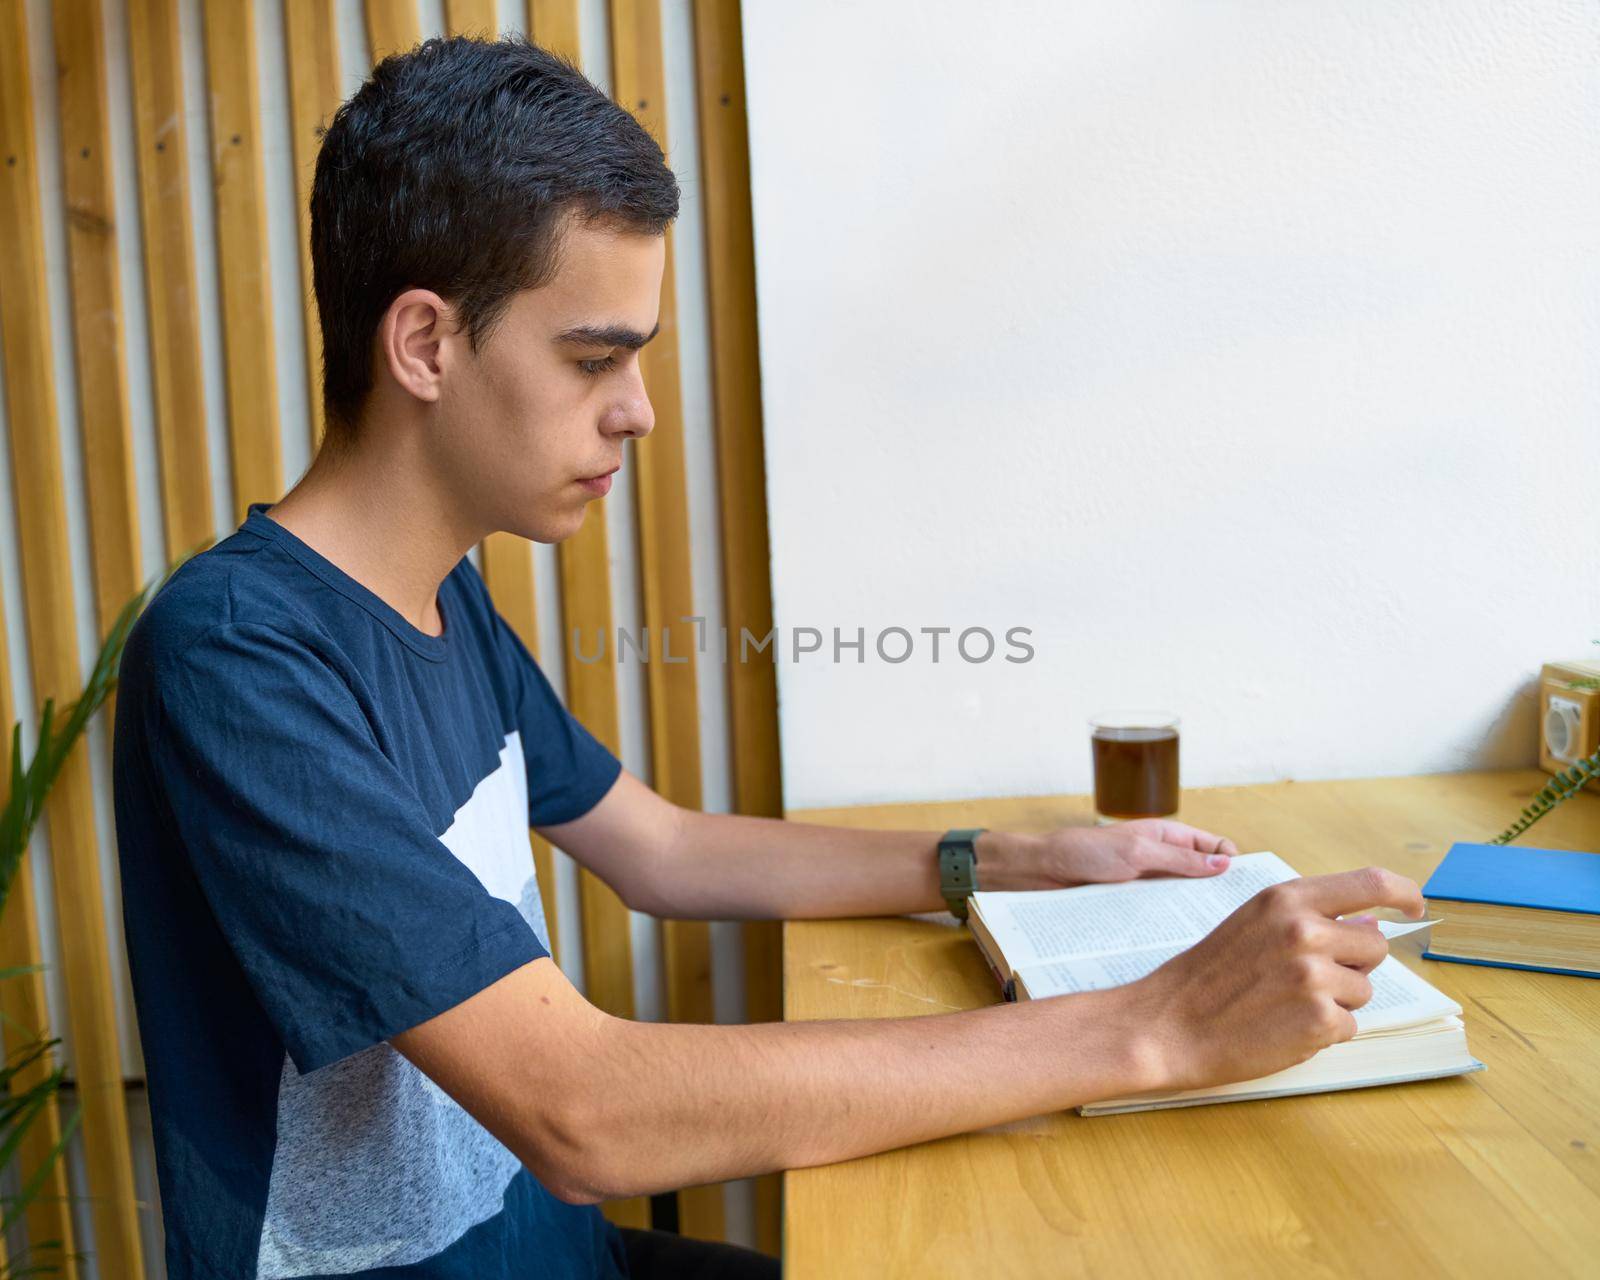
[578,466,620,497]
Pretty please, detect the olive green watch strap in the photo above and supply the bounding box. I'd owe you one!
[938,828,986,921]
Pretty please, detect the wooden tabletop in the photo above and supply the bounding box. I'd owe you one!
[782,770,1600,1279]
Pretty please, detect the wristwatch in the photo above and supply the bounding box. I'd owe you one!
[938,828,986,921]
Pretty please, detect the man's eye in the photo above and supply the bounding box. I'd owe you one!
[578,354,619,377]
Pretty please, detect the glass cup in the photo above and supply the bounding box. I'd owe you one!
[1089,710,1181,824]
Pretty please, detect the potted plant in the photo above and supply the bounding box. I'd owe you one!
[2,573,166,1278]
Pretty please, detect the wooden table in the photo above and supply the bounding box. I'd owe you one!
[783,770,1600,1278]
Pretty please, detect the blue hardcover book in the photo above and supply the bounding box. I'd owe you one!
[1422,843,1600,978]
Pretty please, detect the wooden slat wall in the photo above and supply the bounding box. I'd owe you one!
[691,1,786,1254]
[0,8,147,1278]
[365,0,421,61]
[445,0,499,38]
[607,0,724,1244]
[691,5,784,1248]
[50,8,152,1266]
[201,0,282,523]
[1,0,787,1265]
[529,0,580,63]
[53,0,143,636]
[282,0,342,452]
[554,535,633,1017]
[478,533,564,967]
[127,0,214,560]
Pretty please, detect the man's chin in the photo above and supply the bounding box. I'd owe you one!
[501,501,590,545]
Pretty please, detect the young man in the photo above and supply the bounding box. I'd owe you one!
[112,35,1423,1280]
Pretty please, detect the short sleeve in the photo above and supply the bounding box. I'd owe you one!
[487,609,622,827]
[147,621,546,1073]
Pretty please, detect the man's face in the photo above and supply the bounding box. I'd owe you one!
[432,220,665,543]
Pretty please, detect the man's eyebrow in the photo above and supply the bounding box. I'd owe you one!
[553,322,661,350]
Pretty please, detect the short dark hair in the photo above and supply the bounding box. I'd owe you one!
[309,35,680,434]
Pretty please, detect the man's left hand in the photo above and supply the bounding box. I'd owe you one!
[983,820,1242,891]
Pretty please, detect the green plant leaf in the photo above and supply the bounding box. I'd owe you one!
[1491,740,1600,844]
[0,1240,83,1280]
[1,1098,81,1236]
[0,554,192,1266]
[0,1086,57,1198]
[1,556,184,923]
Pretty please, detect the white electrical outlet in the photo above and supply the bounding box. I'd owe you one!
[1545,695,1584,762]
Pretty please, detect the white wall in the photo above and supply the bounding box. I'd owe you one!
[743,0,1600,812]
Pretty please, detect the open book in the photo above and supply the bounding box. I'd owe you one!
[966,852,1483,1115]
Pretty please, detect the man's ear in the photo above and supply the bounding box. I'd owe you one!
[377,288,456,408]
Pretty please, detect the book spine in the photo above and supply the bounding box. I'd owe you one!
[1422,950,1600,980]
[973,936,1013,1000]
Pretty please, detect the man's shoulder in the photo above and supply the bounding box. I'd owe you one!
[123,531,324,687]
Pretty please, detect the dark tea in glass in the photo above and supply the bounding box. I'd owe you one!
[1089,712,1180,822]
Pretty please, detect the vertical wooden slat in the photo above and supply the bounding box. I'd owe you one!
[530,0,626,1018]
[527,0,580,61]
[0,8,147,1277]
[281,0,341,451]
[127,0,215,559]
[608,0,704,822]
[0,600,77,1278]
[556,531,648,1233]
[609,0,724,1244]
[555,539,633,1025]
[692,0,784,1254]
[525,0,646,1230]
[52,7,153,1262]
[200,0,282,524]
[478,535,563,967]
[364,0,421,62]
[53,0,142,631]
[444,0,498,38]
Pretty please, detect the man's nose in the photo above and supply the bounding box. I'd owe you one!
[606,367,655,440]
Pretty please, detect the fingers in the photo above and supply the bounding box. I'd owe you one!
[1292,865,1425,921]
[1322,1002,1360,1044]
[1146,822,1241,858]
[1135,839,1232,878]
[1322,917,1390,973]
[1318,959,1376,1013]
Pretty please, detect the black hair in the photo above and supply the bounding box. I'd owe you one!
[309,35,680,434]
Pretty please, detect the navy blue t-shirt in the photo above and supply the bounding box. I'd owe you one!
[112,502,626,1279]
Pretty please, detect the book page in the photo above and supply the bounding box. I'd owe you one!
[1017,952,1458,1033]
[971,852,1298,970]
[1016,943,1189,994]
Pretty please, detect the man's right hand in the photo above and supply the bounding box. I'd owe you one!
[396,863,1425,1202]
[1119,865,1426,1094]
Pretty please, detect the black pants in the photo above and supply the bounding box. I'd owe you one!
[617,1227,780,1279]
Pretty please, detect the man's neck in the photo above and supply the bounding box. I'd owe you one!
[264,433,485,638]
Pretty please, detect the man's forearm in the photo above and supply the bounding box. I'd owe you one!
[546,772,1238,924]
[539,773,1047,921]
[562,987,1151,1201]
[396,958,1159,1206]
[642,809,1047,920]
